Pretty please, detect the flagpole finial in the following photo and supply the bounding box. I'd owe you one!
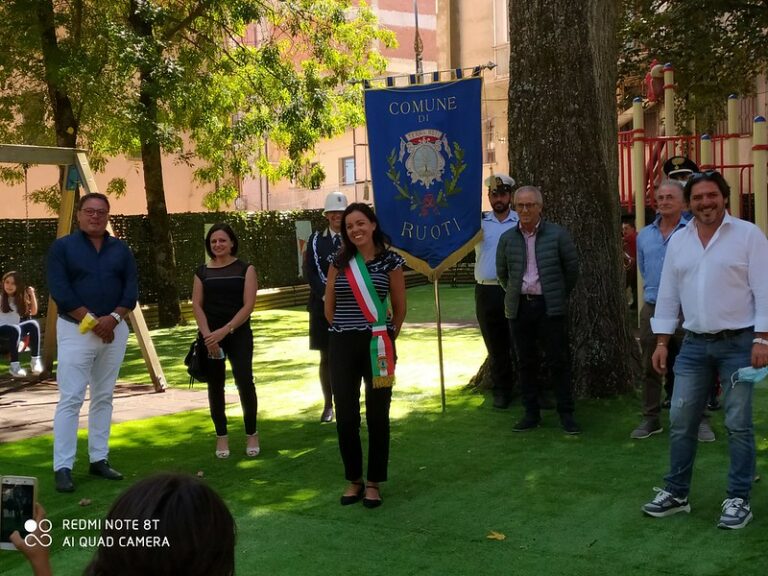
[414,0,423,76]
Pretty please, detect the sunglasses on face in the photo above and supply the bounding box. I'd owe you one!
[688,170,721,184]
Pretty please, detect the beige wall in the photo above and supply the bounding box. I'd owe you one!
[0,153,216,219]
[436,0,511,211]
[244,131,364,211]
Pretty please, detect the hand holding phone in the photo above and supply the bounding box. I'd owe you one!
[1,475,37,551]
[10,503,53,576]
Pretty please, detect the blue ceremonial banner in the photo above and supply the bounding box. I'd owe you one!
[364,77,482,279]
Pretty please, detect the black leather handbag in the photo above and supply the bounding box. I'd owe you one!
[184,337,208,387]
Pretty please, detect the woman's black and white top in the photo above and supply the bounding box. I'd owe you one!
[195,259,253,332]
[330,250,405,332]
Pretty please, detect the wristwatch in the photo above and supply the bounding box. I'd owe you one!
[110,312,123,324]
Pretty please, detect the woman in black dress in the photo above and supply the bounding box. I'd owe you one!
[192,224,259,458]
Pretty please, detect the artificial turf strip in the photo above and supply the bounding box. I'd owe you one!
[1,284,767,575]
[1,393,766,576]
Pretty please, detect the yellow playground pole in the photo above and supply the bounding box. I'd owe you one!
[753,116,767,234]
[632,97,646,312]
[632,97,646,229]
[663,63,676,144]
[726,94,741,217]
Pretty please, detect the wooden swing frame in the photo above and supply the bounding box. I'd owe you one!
[0,144,166,391]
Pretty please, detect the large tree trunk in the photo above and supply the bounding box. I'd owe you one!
[139,136,181,327]
[506,0,636,396]
[37,0,78,206]
[129,1,181,327]
[37,0,78,150]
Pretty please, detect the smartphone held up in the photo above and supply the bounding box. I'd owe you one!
[0,475,38,551]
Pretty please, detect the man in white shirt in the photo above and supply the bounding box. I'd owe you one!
[641,170,768,529]
[474,174,519,408]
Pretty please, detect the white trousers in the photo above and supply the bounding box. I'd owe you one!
[53,318,129,471]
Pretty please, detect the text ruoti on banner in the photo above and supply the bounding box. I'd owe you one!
[364,77,482,280]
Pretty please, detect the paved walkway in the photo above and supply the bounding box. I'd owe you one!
[0,379,238,443]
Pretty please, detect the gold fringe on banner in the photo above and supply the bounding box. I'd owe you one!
[391,229,483,283]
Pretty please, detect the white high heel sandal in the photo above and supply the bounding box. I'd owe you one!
[215,435,230,459]
[246,433,260,457]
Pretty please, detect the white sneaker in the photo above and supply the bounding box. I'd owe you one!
[30,356,44,375]
[9,361,27,378]
[717,497,753,529]
[641,487,691,517]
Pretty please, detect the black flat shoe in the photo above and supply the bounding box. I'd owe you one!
[340,481,364,506]
[89,459,124,480]
[362,484,382,509]
[55,468,75,493]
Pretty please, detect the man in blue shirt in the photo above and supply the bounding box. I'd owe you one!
[48,193,138,493]
[474,174,519,408]
[631,180,716,441]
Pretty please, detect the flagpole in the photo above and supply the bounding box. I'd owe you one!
[414,0,424,77]
[434,277,447,413]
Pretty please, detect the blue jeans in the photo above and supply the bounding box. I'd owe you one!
[664,330,755,500]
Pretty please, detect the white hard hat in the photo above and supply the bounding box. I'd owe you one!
[323,191,348,214]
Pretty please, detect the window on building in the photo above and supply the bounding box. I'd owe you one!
[494,0,509,45]
[493,0,510,78]
[340,156,355,186]
[483,118,496,165]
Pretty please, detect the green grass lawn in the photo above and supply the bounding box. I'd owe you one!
[1,284,767,575]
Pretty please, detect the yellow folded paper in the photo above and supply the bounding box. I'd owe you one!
[79,313,99,334]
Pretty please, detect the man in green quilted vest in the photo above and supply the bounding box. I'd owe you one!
[496,185,580,434]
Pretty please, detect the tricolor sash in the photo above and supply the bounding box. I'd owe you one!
[344,252,395,388]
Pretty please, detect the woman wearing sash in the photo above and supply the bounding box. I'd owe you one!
[325,203,406,508]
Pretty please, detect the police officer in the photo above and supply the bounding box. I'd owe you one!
[475,174,519,408]
[663,156,699,183]
[304,191,348,422]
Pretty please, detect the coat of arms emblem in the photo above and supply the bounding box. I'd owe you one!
[400,129,450,188]
[387,129,466,217]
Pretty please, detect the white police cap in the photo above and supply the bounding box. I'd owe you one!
[484,174,516,191]
[323,191,348,214]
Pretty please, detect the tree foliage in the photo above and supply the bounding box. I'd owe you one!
[1,0,393,207]
[619,0,768,131]
[0,1,394,326]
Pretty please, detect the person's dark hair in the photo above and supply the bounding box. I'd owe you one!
[1,271,30,317]
[683,170,730,203]
[336,203,391,270]
[77,193,110,212]
[83,474,236,576]
[620,215,636,227]
[205,223,239,259]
